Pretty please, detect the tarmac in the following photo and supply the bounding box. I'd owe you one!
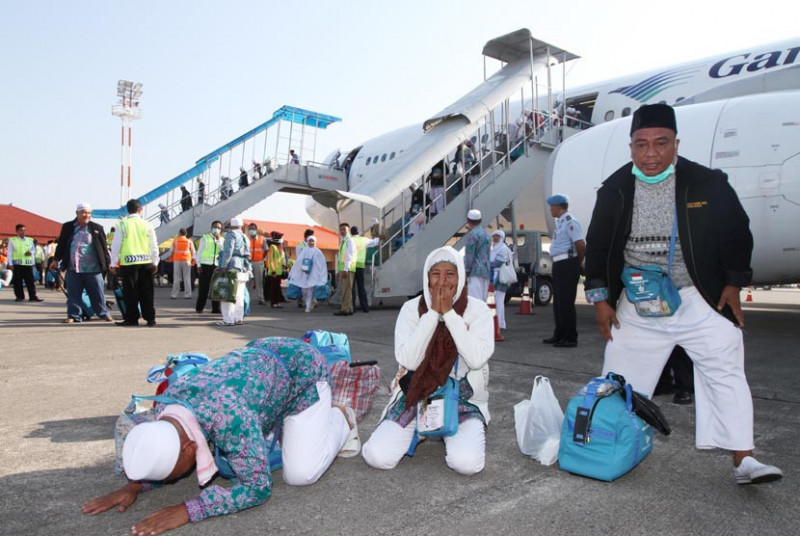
[1,284,798,536]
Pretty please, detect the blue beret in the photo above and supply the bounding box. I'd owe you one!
[546,194,569,205]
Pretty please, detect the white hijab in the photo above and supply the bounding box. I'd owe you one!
[422,246,465,308]
[288,237,328,288]
[490,230,511,263]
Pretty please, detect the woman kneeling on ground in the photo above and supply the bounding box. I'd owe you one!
[81,337,360,536]
[361,246,494,475]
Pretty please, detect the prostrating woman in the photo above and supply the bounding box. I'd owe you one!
[81,337,360,535]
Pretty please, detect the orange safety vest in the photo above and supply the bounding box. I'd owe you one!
[173,236,192,262]
[250,235,265,262]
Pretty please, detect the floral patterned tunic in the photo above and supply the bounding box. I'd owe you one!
[154,337,328,522]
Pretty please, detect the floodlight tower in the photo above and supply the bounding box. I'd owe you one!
[111,80,143,205]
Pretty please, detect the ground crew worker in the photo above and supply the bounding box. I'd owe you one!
[543,194,585,348]
[8,223,44,302]
[248,223,267,305]
[350,226,379,313]
[34,240,45,283]
[334,223,356,316]
[266,231,286,308]
[195,221,223,314]
[110,199,159,327]
[169,228,195,299]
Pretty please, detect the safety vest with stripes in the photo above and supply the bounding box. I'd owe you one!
[118,217,153,266]
[10,237,34,265]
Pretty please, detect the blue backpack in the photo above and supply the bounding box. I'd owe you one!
[302,330,351,367]
[558,373,653,481]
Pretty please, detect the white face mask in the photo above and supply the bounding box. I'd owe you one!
[211,228,221,236]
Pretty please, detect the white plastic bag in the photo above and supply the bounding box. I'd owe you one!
[515,375,564,465]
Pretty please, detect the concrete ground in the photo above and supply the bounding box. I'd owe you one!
[1,285,797,536]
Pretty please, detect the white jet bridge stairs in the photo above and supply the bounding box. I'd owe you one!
[371,142,554,298]
[316,29,577,299]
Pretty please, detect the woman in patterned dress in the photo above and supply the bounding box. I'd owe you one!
[81,337,359,535]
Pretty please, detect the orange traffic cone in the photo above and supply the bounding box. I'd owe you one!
[515,282,534,315]
[746,287,753,302]
[487,283,505,342]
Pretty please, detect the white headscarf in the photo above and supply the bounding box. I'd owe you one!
[490,230,511,263]
[422,246,465,308]
[122,421,180,481]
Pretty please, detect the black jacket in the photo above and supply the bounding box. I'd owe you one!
[584,156,753,325]
[53,219,111,273]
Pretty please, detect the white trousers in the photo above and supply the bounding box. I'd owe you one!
[602,286,754,451]
[362,417,486,476]
[282,381,350,486]
[221,272,249,324]
[467,276,488,302]
[250,262,264,302]
[171,261,192,298]
[494,289,506,329]
[302,286,314,311]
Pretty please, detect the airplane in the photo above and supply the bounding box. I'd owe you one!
[306,36,800,285]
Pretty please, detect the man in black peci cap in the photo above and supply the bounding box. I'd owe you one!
[583,104,782,485]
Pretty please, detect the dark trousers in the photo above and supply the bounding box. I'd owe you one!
[352,267,369,312]
[195,265,220,313]
[551,257,580,342]
[657,346,695,393]
[268,275,285,304]
[119,264,155,323]
[12,265,38,300]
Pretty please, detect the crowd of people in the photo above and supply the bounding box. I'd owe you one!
[2,104,783,535]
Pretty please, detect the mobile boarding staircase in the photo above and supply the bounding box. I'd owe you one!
[313,29,580,298]
[94,106,345,243]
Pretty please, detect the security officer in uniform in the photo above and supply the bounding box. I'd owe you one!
[8,223,44,302]
[543,194,585,348]
[110,199,159,327]
[195,220,224,314]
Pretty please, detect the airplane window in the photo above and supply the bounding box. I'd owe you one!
[604,110,614,122]
[366,157,371,165]
[390,152,395,159]
[374,155,379,163]
[658,100,666,104]
[621,107,631,117]
[481,134,489,144]
[470,135,478,145]
[381,154,387,162]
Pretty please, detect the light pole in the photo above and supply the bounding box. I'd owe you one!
[111,80,143,206]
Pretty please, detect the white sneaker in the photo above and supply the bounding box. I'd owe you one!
[337,407,361,458]
[733,456,783,484]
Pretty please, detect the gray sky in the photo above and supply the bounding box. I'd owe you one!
[2,0,797,227]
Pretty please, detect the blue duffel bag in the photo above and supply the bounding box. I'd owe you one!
[302,329,351,367]
[558,373,653,481]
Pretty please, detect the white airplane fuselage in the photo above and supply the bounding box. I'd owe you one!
[307,37,800,284]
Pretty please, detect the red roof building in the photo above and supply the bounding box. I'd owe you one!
[0,204,62,243]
